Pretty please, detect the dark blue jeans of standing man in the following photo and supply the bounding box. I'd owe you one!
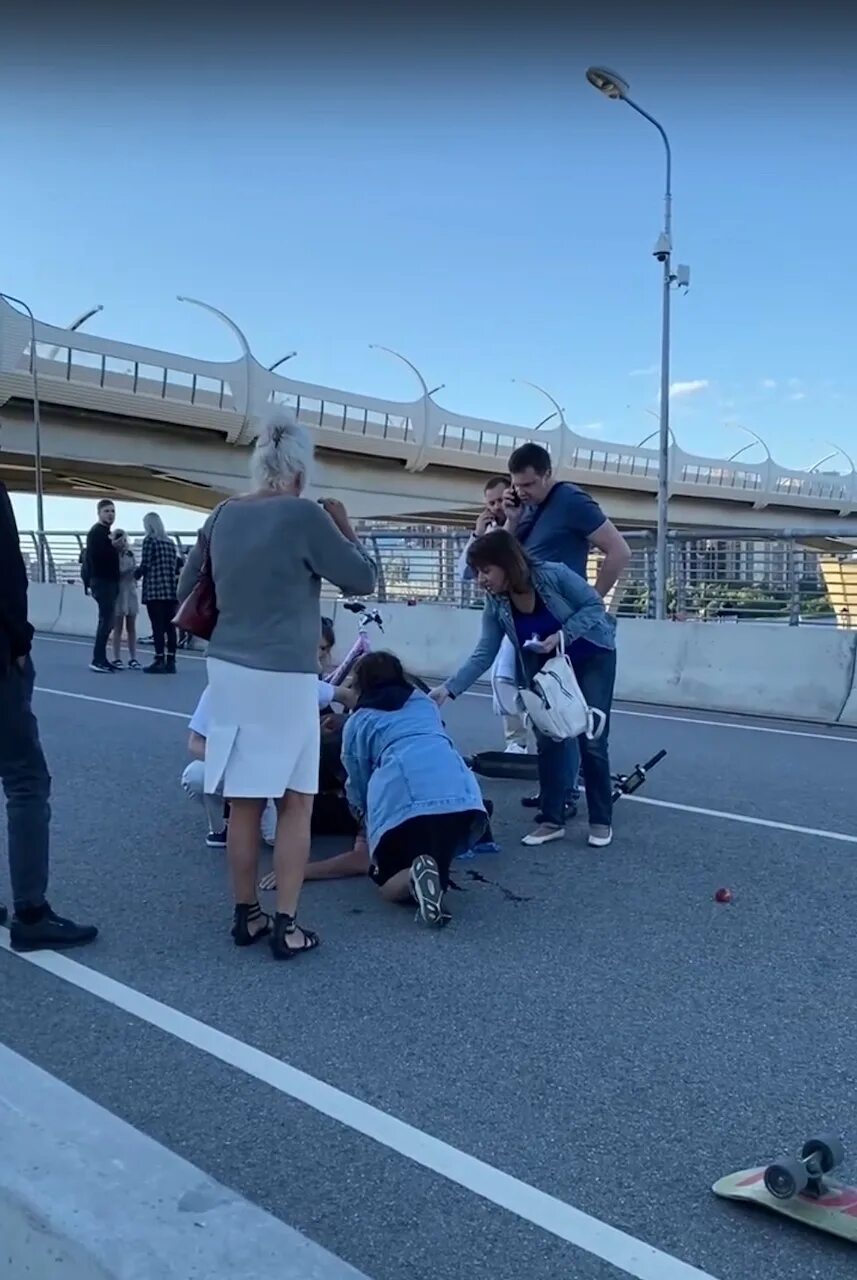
[0,658,51,913]
[90,579,119,666]
[534,646,616,829]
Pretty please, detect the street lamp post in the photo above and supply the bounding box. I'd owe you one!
[586,66,687,620]
[46,304,104,362]
[268,352,298,373]
[726,424,772,464]
[177,295,255,440]
[368,344,439,471]
[1,292,46,582]
[512,377,568,441]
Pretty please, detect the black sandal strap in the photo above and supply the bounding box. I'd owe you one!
[270,912,320,960]
[231,901,272,947]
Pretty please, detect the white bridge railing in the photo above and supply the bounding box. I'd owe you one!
[1,297,855,513]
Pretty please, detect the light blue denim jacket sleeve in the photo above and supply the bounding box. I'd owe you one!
[341,713,372,817]
[543,563,604,617]
[445,599,504,698]
[536,562,617,649]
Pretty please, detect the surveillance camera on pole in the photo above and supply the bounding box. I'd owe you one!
[653,232,671,263]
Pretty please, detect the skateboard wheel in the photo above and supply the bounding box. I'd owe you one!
[801,1133,845,1173]
[764,1156,808,1200]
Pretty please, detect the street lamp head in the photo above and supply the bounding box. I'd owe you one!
[585,66,630,100]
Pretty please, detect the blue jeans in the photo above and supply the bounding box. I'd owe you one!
[534,647,616,828]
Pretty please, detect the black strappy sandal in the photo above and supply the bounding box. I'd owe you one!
[270,912,320,961]
[231,902,272,947]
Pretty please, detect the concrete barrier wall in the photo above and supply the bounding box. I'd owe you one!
[30,585,857,726]
[27,582,67,634]
[331,602,857,727]
[615,619,857,723]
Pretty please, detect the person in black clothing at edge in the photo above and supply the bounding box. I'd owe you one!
[83,497,120,673]
[0,482,98,950]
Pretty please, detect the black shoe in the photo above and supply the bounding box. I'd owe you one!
[164,657,177,674]
[522,795,578,822]
[144,657,166,674]
[89,660,114,673]
[410,856,449,928]
[206,828,228,849]
[9,906,98,952]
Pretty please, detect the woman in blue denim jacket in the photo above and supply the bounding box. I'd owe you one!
[431,529,617,848]
[342,651,486,928]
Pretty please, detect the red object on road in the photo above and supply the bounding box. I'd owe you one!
[714,887,733,904]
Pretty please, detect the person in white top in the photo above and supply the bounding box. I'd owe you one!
[456,475,528,753]
[182,621,346,849]
[182,687,277,848]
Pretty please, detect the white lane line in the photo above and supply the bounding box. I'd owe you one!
[33,634,857,744]
[0,938,719,1280]
[36,687,189,719]
[34,687,856,845]
[625,795,857,845]
[461,690,857,744]
[613,708,857,744]
[33,634,205,662]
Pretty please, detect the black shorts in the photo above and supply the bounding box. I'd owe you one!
[371,809,486,890]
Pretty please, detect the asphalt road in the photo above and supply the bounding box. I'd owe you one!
[2,633,857,1280]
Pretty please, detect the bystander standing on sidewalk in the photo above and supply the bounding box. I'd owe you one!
[456,475,529,753]
[0,481,98,951]
[136,513,180,674]
[84,498,120,673]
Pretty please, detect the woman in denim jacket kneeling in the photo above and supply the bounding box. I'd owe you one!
[431,529,617,849]
[341,650,486,928]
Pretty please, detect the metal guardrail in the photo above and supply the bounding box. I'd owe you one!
[2,297,856,510]
[18,528,857,625]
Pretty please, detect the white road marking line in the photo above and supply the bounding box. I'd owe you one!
[33,635,857,744]
[33,634,205,662]
[612,708,857,744]
[36,687,189,719]
[34,687,855,845]
[461,690,857,743]
[625,795,857,844]
[0,938,719,1280]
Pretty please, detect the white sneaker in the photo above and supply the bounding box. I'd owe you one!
[588,826,613,848]
[504,743,527,755]
[522,824,565,847]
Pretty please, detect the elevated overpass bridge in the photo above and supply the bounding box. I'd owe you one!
[1,297,856,529]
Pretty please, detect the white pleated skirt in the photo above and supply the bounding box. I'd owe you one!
[203,658,320,799]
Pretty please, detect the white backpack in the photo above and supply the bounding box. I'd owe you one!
[517,632,607,743]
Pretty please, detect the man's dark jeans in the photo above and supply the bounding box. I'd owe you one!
[0,658,51,913]
[534,647,617,828]
[90,579,119,665]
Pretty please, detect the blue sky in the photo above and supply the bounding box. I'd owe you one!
[3,34,855,532]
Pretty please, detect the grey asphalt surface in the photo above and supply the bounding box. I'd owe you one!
[2,633,857,1280]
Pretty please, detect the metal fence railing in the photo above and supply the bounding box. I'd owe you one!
[16,527,857,625]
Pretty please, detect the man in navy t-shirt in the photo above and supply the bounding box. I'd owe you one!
[503,442,630,594]
[502,442,631,818]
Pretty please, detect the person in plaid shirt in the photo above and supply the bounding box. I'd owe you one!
[136,513,180,674]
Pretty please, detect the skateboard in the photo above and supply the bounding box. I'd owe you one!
[466,748,667,803]
[713,1133,857,1242]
